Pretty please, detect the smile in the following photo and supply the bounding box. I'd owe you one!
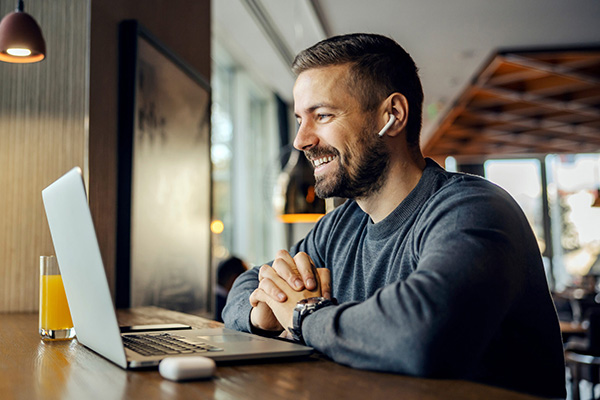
[312,155,336,168]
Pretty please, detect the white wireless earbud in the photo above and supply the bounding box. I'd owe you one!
[377,114,396,137]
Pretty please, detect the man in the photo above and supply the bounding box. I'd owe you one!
[223,33,565,398]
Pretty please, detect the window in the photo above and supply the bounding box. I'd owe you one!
[211,60,235,260]
[546,154,600,290]
[484,159,545,253]
[211,44,286,269]
[483,155,600,291]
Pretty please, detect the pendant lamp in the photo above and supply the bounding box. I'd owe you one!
[274,148,326,223]
[0,0,46,63]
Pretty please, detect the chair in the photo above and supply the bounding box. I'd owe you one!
[565,309,600,400]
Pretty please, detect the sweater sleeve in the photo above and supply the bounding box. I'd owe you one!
[301,184,533,378]
[221,265,259,332]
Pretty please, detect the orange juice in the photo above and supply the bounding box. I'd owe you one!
[39,274,73,332]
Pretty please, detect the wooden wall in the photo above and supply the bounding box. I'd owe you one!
[0,0,89,312]
[0,0,211,312]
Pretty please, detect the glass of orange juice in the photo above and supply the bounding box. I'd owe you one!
[39,256,75,340]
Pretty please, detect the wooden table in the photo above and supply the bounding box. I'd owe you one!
[0,307,544,400]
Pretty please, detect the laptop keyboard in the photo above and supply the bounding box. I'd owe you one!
[123,333,223,357]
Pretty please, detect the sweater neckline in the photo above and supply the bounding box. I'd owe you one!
[366,159,444,240]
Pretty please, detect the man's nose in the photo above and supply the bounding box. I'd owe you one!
[293,121,318,151]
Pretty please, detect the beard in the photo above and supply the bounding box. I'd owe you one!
[305,122,390,199]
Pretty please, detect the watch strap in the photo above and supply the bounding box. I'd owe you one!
[289,297,334,343]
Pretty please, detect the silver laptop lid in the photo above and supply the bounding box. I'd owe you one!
[42,167,128,368]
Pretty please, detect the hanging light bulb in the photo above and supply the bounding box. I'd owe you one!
[0,0,46,64]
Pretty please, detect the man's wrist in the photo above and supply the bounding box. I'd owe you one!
[288,297,336,343]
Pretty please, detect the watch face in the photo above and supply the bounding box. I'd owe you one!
[301,297,327,306]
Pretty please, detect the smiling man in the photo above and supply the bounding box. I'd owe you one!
[222,34,566,398]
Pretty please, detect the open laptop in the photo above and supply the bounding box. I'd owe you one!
[42,167,313,369]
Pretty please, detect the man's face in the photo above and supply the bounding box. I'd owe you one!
[293,64,389,199]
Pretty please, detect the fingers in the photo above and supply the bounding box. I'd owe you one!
[250,287,294,331]
[271,250,305,291]
[250,287,271,307]
[317,268,331,299]
[249,297,283,332]
[256,265,288,302]
[293,252,318,291]
[261,250,322,294]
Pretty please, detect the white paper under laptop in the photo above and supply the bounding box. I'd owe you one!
[42,167,312,369]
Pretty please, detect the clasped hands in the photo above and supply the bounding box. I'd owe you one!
[249,250,331,337]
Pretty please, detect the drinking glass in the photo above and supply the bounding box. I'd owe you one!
[39,256,75,340]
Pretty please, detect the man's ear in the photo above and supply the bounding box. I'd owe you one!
[380,93,408,137]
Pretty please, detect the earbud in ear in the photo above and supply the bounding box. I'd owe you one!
[377,114,396,137]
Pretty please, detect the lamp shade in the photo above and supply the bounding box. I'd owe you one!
[274,149,326,223]
[0,10,46,63]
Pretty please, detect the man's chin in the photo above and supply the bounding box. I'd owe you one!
[315,182,348,199]
[314,182,336,199]
[314,171,351,199]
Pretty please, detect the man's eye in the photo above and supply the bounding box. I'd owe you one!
[317,114,332,121]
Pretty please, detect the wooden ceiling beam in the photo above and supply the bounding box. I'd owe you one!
[425,140,596,157]
[502,54,600,86]
[568,87,600,103]
[523,52,600,70]
[524,79,590,98]
[460,109,599,137]
[447,126,600,151]
[423,57,508,154]
[479,86,600,120]
[424,49,600,158]
[487,68,544,86]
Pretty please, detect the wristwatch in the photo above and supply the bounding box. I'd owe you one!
[289,297,335,343]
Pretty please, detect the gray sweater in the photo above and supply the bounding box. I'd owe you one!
[223,159,566,398]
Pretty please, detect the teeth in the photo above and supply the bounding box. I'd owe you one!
[313,156,334,167]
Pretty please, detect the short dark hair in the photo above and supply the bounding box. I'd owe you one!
[217,256,246,288]
[292,33,424,149]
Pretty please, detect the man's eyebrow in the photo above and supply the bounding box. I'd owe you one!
[296,103,339,116]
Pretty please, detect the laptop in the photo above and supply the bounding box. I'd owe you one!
[42,167,313,369]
